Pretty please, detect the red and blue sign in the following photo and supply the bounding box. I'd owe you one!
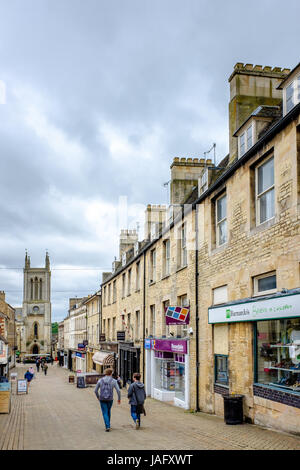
[165,306,190,325]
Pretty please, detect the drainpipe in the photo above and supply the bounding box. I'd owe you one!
[195,203,200,412]
[142,251,146,381]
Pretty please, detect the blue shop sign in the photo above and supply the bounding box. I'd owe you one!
[76,352,83,358]
[144,339,152,350]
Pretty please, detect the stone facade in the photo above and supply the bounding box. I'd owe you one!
[18,253,51,358]
[0,291,15,375]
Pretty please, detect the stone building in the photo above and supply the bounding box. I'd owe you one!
[0,291,15,377]
[85,291,102,373]
[65,297,88,372]
[100,61,300,434]
[17,252,52,359]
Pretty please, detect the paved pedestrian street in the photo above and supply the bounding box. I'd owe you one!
[0,364,299,451]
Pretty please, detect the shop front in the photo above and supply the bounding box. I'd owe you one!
[145,338,189,409]
[208,289,300,433]
[118,342,140,387]
[0,335,8,378]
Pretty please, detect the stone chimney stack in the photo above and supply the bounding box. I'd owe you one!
[228,63,291,163]
[170,157,212,204]
[144,204,167,240]
[0,291,5,302]
[119,229,138,259]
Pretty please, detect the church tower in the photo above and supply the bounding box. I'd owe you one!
[21,252,52,357]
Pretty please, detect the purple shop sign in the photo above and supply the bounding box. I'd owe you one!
[153,339,188,355]
[165,306,190,325]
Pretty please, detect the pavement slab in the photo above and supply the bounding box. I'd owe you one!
[0,363,300,450]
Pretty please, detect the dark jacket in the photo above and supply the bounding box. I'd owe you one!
[127,381,146,405]
[24,371,33,382]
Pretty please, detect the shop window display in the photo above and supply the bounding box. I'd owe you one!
[154,352,185,401]
[256,318,300,392]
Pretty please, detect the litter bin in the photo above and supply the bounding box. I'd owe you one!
[223,394,244,425]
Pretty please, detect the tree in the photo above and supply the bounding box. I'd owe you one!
[52,322,58,335]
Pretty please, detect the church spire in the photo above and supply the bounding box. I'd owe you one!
[45,251,50,270]
[25,250,30,269]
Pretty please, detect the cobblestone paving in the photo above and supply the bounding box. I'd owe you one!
[0,364,299,450]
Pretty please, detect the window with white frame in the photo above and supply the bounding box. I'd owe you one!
[216,193,227,246]
[150,305,155,336]
[253,272,277,296]
[122,273,126,298]
[150,249,156,283]
[135,311,140,340]
[239,124,253,157]
[283,74,300,115]
[177,294,188,337]
[256,156,274,225]
[162,299,170,337]
[178,223,187,267]
[108,283,111,305]
[163,239,170,276]
[113,280,116,303]
[127,268,131,295]
[103,286,107,306]
[213,285,228,305]
[136,261,140,291]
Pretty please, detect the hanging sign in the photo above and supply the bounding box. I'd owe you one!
[165,306,190,325]
[117,331,126,341]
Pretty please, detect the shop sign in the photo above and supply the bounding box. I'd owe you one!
[77,343,85,350]
[17,379,28,394]
[99,334,106,341]
[165,306,190,325]
[153,339,188,355]
[117,331,125,341]
[144,339,152,349]
[76,352,84,358]
[208,292,300,324]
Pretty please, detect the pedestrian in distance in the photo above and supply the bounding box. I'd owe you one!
[50,356,54,365]
[94,368,121,432]
[36,358,40,372]
[29,366,35,379]
[24,370,33,386]
[127,373,146,430]
[43,363,48,375]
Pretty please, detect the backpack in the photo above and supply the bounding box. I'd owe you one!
[99,377,113,401]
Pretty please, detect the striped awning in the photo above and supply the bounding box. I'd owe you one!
[92,351,115,367]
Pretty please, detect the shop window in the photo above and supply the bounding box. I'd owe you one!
[215,355,229,386]
[216,193,227,246]
[256,318,300,392]
[154,354,185,401]
[253,272,276,296]
[256,156,275,225]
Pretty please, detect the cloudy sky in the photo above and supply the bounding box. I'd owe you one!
[0,0,299,322]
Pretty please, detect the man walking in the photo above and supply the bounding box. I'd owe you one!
[127,373,146,429]
[94,368,121,432]
[36,358,40,373]
[43,363,48,375]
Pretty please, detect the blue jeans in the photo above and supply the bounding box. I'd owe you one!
[100,400,113,429]
[131,405,141,424]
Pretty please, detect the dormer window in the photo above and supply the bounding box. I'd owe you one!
[239,124,253,157]
[279,64,300,116]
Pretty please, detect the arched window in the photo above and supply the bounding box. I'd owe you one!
[39,279,43,300]
[34,322,38,338]
[34,277,38,300]
[30,279,34,300]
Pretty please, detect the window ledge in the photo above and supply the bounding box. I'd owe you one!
[149,281,156,286]
[250,217,275,236]
[161,274,170,281]
[176,265,188,274]
[210,243,228,255]
[135,289,140,293]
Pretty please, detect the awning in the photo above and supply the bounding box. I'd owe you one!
[92,351,115,367]
[0,335,8,344]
